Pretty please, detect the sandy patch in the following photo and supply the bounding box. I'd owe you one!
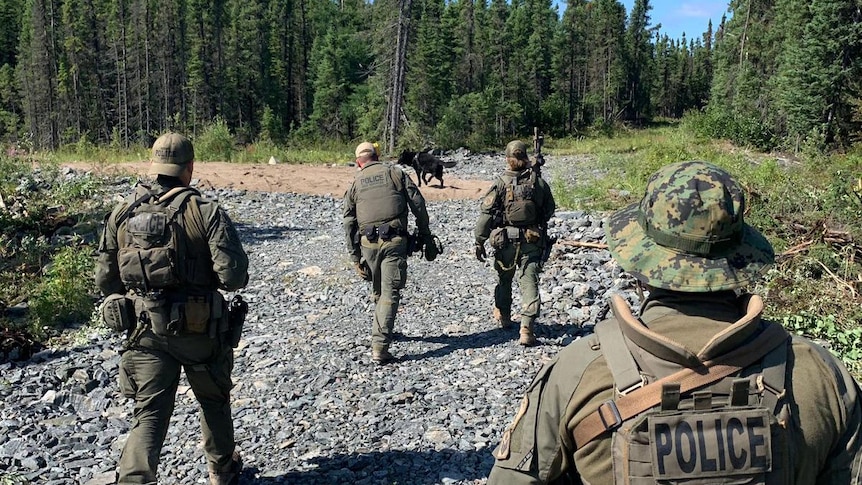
[66,161,491,202]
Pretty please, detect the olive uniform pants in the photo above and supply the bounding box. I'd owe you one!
[360,235,408,352]
[493,242,542,327]
[117,330,235,484]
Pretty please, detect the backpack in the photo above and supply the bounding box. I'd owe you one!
[502,169,538,227]
[116,186,203,292]
[576,296,793,484]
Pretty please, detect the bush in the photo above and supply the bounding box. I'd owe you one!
[29,245,95,330]
[195,117,235,162]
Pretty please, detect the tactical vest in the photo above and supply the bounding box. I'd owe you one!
[579,296,793,485]
[116,185,213,293]
[354,163,407,229]
[502,169,538,227]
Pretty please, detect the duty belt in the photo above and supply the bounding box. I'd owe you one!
[361,222,407,242]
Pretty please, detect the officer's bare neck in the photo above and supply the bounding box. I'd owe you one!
[155,162,194,188]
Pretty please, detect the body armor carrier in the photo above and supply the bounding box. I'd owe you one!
[502,169,538,227]
[592,298,793,484]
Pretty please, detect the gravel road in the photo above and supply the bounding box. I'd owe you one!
[0,154,640,484]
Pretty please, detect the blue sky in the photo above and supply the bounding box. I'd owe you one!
[620,0,728,40]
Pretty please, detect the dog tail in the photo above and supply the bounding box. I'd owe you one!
[441,160,457,168]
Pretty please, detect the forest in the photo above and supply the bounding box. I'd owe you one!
[0,0,860,154]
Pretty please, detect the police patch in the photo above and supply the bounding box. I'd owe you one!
[649,408,772,479]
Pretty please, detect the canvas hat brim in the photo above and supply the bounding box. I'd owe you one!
[148,161,188,177]
[606,203,775,292]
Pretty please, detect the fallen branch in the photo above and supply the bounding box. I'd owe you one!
[814,259,858,298]
[556,240,609,250]
[779,240,814,258]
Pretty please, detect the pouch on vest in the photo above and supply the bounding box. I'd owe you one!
[524,226,541,244]
[184,296,211,334]
[142,297,182,336]
[489,227,508,250]
[100,293,136,332]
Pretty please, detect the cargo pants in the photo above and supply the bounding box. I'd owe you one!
[117,330,235,484]
[360,235,408,353]
[493,241,542,328]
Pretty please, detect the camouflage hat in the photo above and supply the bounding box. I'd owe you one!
[355,142,377,158]
[148,132,194,177]
[606,161,774,292]
[505,140,528,160]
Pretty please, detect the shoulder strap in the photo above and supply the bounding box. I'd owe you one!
[595,318,645,396]
[573,295,791,450]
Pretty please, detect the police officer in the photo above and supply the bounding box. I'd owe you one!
[474,140,556,346]
[95,132,249,484]
[343,142,433,363]
[487,161,862,484]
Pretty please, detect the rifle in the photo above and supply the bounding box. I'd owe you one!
[532,127,545,177]
[532,127,555,263]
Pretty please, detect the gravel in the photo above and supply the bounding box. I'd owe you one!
[0,153,640,484]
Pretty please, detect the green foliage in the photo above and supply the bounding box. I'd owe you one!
[29,245,95,330]
[782,313,862,375]
[195,118,235,162]
[553,124,862,375]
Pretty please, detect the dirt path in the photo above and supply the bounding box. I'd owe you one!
[69,161,491,201]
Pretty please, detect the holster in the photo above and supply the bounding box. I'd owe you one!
[226,295,248,348]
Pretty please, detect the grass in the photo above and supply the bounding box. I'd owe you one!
[547,121,862,375]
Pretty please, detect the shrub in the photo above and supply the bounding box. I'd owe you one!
[29,245,95,330]
[195,117,235,162]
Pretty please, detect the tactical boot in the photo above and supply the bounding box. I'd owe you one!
[519,325,537,346]
[209,451,241,485]
[372,347,396,364]
[493,307,513,329]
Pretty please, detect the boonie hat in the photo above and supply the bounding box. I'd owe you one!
[355,142,377,158]
[505,140,528,160]
[606,161,774,292]
[148,132,194,177]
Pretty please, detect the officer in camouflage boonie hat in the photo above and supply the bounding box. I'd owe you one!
[606,161,774,291]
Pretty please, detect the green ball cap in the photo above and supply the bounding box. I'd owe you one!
[148,132,194,177]
[605,161,775,292]
[506,140,528,160]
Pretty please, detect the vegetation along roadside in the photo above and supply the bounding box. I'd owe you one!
[1,121,859,377]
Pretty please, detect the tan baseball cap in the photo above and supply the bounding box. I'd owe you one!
[355,142,377,158]
[148,132,194,177]
[506,140,528,160]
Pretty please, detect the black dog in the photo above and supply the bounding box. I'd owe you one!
[397,150,457,188]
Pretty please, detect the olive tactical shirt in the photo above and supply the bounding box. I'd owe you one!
[474,168,555,244]
[488,291,862,484]
[96,179,248,295]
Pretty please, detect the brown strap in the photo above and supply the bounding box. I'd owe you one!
[572,321,789,450]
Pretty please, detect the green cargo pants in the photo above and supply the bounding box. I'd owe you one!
[493,242,543,327]
[117,330,235,484]
[360,235,408,352]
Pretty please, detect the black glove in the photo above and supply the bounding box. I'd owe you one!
[354,259,371,281]
[475,241,486,262]
[423,234,443,262]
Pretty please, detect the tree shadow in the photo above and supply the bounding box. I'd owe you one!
[238,448,494,484]
[392,320,589,362]
[393,327,516,362]
[234,222,315,243]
